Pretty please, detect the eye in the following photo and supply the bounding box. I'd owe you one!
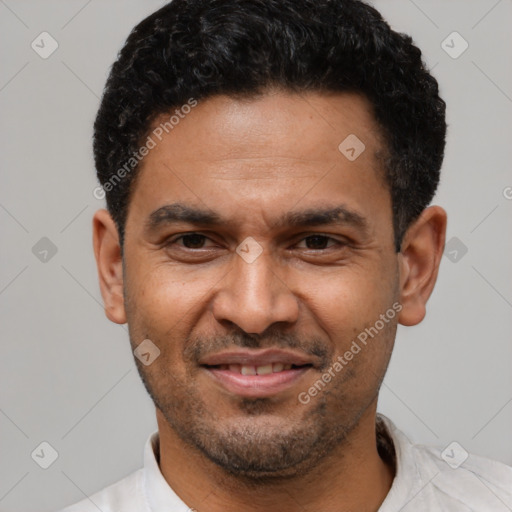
[295,235,346,250]
[167,233,215,249]
[164,232,347,253]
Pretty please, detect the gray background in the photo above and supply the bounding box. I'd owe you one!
[1,1,511,511]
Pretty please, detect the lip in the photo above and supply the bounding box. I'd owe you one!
[199,348,316,367]
[199,348,315,398]
[204,365,312,398]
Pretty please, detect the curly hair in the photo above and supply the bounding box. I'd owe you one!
[93,0,446,252]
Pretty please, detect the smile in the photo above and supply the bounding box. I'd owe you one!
[200,348,316,398]
[210,362,306,375]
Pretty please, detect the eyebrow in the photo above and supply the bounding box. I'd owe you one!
[145,202,369,234]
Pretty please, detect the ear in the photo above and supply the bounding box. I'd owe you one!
[92,209,127,324]
[397,205,447,326]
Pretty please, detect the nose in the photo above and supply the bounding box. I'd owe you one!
[211,249,299,335]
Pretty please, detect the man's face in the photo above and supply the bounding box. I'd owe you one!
[121,90,400,478]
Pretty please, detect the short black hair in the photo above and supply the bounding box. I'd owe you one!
[93,0,446,252]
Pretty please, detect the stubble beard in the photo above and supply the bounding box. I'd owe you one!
[136,359,378,482]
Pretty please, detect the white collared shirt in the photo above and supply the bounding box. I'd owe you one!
[56,414,512,511]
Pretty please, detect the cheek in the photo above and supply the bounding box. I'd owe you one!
[299,264,397,388]
[300,265,394,336]
[125,260,219,357]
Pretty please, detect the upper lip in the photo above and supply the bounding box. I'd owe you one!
[199,348,316,367]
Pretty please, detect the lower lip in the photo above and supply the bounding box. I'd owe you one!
[204,366,311,398]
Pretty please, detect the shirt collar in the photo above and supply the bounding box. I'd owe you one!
[142,431,191,511]
[376,414,440,511]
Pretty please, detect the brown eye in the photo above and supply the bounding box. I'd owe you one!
[178,233,206,249]
[304,235,330,250]
[180,234,207,248]
[296,235,344,250]
[167,233,214,249]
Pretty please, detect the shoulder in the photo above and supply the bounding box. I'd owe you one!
[417,442,512,508]
[380,414,512,510]
[54,469,147,512]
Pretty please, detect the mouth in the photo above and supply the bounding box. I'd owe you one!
[205,362,312,374]
[199,349,316,398]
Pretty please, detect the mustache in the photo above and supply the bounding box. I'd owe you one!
[183,328,332,369]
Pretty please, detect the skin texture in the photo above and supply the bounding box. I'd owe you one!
[93,89,447,512]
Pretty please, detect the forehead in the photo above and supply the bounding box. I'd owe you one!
[127,90,392,237]
[147,89,386,166]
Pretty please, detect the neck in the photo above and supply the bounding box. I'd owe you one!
[155,401,395,512]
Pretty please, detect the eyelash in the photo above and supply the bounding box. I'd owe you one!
[165,232,348,251]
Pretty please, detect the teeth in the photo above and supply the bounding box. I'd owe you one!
[221,363,297,374]
[272,363,284,372]
[256,364,273,375]
[240,365,257,375]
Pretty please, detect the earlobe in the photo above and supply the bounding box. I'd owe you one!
[92,209,127,324]
[397,205,447,327]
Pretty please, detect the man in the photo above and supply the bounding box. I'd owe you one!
[58,0,512,510]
